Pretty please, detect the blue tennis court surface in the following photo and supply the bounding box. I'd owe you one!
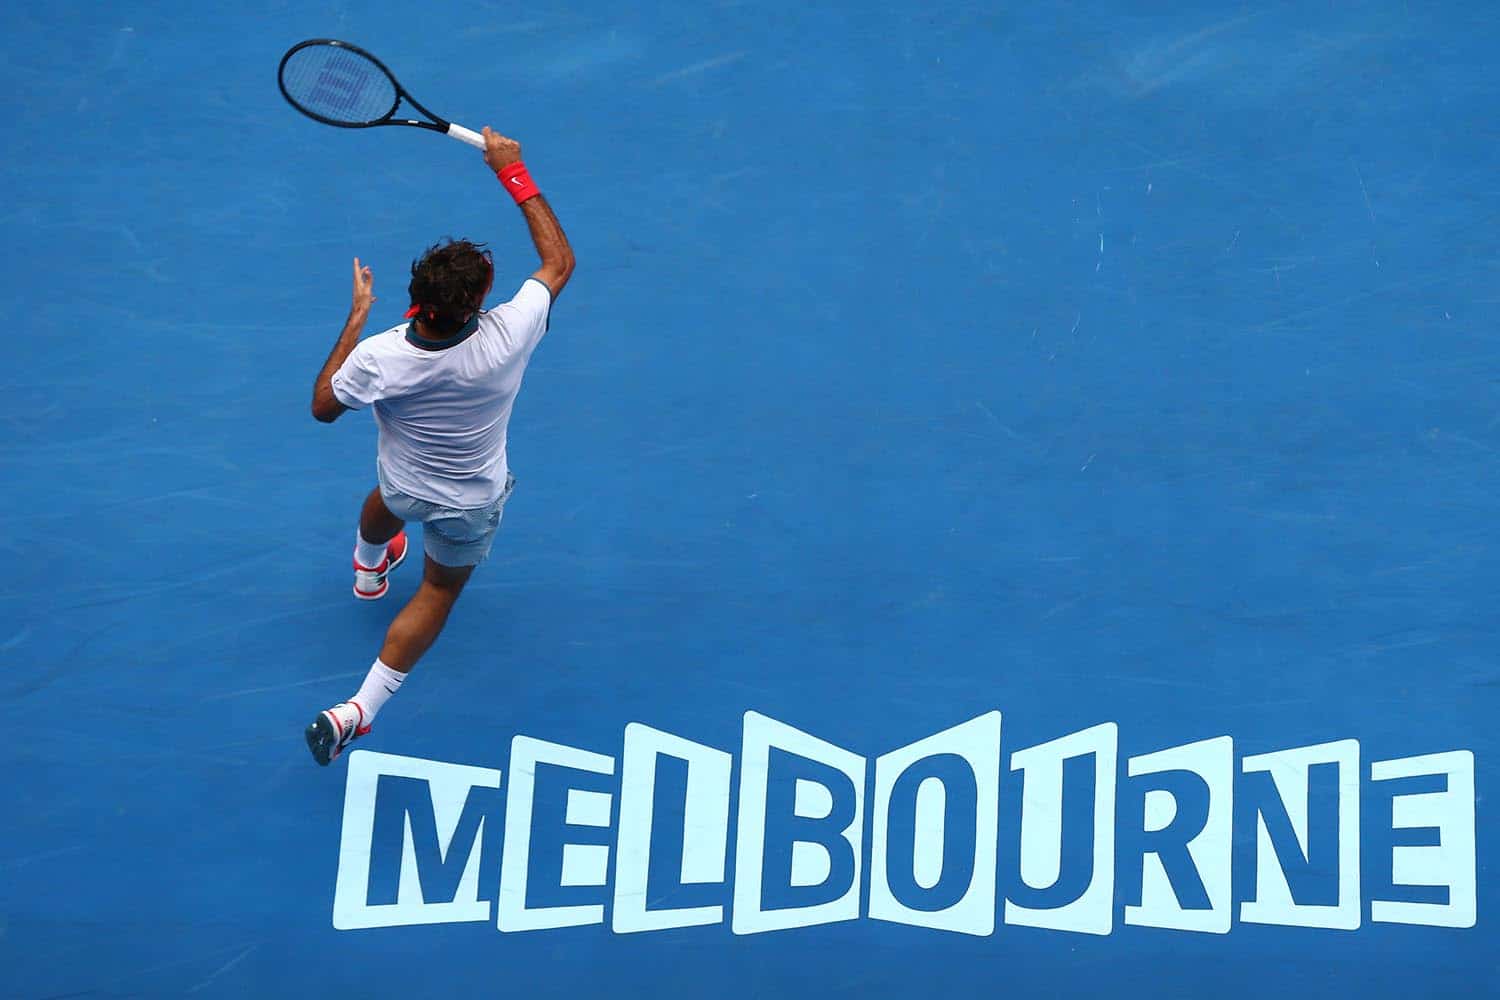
[3,2,1493,996]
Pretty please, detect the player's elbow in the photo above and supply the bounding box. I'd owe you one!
[547,249,575,289]
[311,397,341,423]
[311,382,349,423]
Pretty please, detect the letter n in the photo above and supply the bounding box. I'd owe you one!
[1240,739,1360,930]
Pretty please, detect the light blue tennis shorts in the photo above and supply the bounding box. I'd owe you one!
[377,466,516,568]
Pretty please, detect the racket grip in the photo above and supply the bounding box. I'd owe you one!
[447,123,486,149]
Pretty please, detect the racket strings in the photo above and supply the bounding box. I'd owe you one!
[281,45,397,124]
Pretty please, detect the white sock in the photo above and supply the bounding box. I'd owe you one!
[349,658,406,724]
[354,530,388,569]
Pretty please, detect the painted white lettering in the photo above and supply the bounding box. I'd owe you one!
[612,723,733,934]
[1124,736,1233,934]
[1240,739,1360,930]
[869,712,1002,936]
[1004,722,1117,935]
[332,750,500,930]
[732,712,866,934]
[1370,750,1476,928]
[497,736,616,932]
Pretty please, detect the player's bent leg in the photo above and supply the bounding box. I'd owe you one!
[307,559,473,766]
[372,488,504,666]
[360,486,404,545]
[378,557,475,670]
[308,488,506,766]
[353,487,409,600]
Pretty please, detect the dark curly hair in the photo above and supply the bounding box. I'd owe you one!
[407,239,494,336]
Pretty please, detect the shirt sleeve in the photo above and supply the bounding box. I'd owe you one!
[487,278,553,355]
[330,340,384,409]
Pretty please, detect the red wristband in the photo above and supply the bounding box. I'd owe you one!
[498,161,540,204]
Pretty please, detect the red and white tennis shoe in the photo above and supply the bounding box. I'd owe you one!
[353,530,408,600]
[305,701,370,766]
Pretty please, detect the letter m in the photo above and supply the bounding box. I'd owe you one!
[332,750,502,930]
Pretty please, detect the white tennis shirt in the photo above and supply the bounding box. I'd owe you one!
[330,278,552,508]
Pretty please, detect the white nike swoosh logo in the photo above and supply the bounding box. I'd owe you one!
[509,176,523,185]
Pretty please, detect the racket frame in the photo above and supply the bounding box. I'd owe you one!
[277,39,484,148]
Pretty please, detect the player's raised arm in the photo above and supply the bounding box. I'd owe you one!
[482,127,575,300]
[311,257,377,423]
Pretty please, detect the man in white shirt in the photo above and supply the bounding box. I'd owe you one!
[304,128,574,766]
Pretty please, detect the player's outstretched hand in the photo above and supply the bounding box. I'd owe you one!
[352,257,375,312]
[482,126,522,172]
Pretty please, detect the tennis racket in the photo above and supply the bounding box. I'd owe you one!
[277,39,485,149]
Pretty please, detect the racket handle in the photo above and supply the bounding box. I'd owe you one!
[447,123,485,149]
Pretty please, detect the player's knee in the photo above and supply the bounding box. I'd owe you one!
[421,557,473,597]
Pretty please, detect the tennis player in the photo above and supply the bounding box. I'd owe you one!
[304,127,573,765]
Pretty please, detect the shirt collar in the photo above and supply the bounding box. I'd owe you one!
[405,313,480,351]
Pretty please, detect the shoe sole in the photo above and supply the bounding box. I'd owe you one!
[305,712,340,766]
[352,536,409,601]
